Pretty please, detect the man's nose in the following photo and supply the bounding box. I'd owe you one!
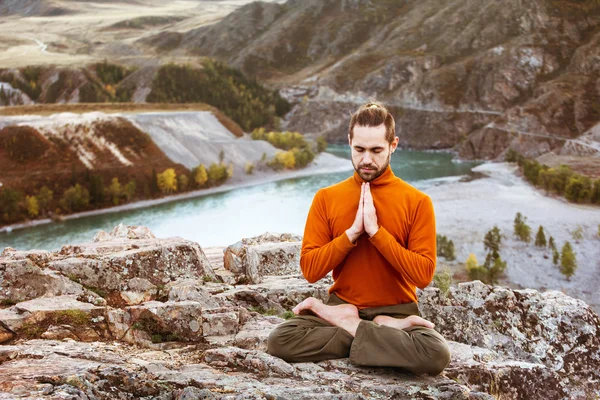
[362,152,373,164]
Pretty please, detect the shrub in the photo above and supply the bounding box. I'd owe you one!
[591,179,600,204]
[535,226,547,247]
[268,151,296,170]
[124,180,136,201]
[548,236,556,251]
[552,248,560,265]
[560,242,577,280]
[571,226,584,242]
[245,162,254,175]
[433,265,453,297]
[207,163,229,186]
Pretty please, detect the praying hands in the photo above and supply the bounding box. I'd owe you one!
[345,182,379,243]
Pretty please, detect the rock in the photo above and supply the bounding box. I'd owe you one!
[165,279,221,308]
[201,307,240,337]
[107,300,203,347]
[419,281,600,397]
[0,258,97,304]
[224,232,302,284]
[5,295,108,340]
[48,233,217,306]
[203,347,295,377]
[0,323,14,344]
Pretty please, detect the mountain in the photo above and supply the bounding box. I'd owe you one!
[141,0,600,160]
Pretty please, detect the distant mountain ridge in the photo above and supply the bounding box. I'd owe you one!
[141,0,600,160]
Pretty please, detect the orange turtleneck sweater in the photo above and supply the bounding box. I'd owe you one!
[300,166,437,308]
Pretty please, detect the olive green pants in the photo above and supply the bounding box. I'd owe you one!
[267,294,451,375]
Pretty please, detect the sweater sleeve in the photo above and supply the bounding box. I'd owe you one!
[368,195,436,289]
[300,189,356,283]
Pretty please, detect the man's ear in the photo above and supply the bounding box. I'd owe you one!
[391,136,399,152]
[348,134,352,146]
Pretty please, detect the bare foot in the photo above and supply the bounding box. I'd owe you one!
[293,297,361,337]
[373,315,435,330]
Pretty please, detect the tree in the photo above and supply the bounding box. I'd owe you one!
[484,226,502,254]
[59,184,90,212]
[124,180,136,201]
[219,150,225,163]
[207,163,228,186]
[0,188,24,223]
[565,176,592,203]
[245,162,254,175]
[193,164,208,187]
[25,195,39,217]
[548,236,556,251]
[317,136,328,153]
[488,256,507,285]
[177,174,189,191]
[436,234,455,261]
[37,186,53,214]
[108,177,122,205]
[560,242,577,280]
[535,226,547,247]
[552,248,560,265]
[514,212,531,243]
[591,179,600,204]
[150,168,159,196]
[89,175,105,205]
[227,163,234,179]
[571,226,584,242]
[157,168,177,194]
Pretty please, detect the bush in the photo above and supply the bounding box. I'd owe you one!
[571,225,584,242]
[177,174,189,191]
[436,234,455,261]
[124,180,136,201]
[552,247,560,265]
[591,179,600,204]
[25,195,39,217]
[535,226,547,247]
[268,151,296,170]
[0,188,24,223]
[207,163,229,186]
[548,236,556,251]
[560,241,577,280]
[432,265,453,297]
[245,162,254,175]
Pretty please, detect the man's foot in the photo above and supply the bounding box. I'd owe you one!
[293,297,361,337]
[373,315,435,330]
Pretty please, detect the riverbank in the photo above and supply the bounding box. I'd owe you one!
[0,152,353,234]
[429,162,600,312]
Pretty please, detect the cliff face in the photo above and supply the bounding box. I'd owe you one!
[147,0,600,160]
[0,226,599,399]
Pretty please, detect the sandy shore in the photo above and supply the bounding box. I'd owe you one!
[428,162,600,312]
[0,152,353,234]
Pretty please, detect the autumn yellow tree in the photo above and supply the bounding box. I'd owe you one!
[25,195,39,217]
[193,164,208,187]
[158,168,177,193]
[108,177,122,205]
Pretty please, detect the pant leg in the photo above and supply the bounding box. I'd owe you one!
[266,294,353,362]
[351,302,451,375]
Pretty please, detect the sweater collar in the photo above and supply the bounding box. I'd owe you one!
[352,165,396,187]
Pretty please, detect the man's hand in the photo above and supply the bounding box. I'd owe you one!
[364,183,379,237]
[345,183,365,243]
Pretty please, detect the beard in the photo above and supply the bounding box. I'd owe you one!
[352,151,392,182]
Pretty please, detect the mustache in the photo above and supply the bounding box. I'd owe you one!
[358,164,377,169]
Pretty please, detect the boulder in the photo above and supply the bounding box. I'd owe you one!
[224,232,302,284]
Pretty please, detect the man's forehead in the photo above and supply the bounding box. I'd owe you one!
[352,124,388,147]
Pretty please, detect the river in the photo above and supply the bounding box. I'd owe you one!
[0,146,480,251]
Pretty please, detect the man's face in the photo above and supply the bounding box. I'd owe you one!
[349,124,398,182]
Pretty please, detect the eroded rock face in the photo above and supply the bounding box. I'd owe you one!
[0,228,599,399]
[419,281,600,397]
[224,232,302,284]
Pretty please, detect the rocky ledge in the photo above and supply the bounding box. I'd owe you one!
[0,225,598,399]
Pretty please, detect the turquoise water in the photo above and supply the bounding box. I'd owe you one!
[0,146,480,251]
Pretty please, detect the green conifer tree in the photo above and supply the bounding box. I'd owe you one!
[560,242,577,280]
[535,226,547,247]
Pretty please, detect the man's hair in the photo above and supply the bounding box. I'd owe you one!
[348,101,396,144]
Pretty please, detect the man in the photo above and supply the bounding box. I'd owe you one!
[267,101,451,375]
